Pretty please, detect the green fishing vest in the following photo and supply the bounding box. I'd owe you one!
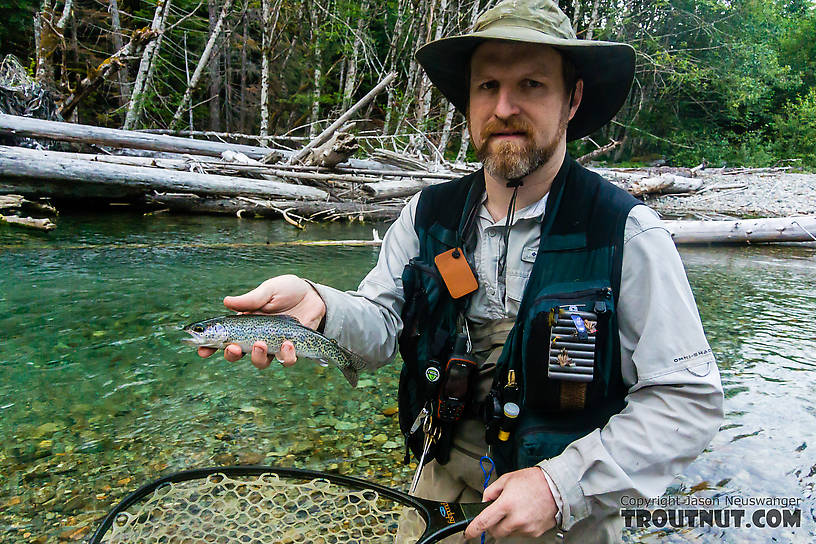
[398,154,641,475]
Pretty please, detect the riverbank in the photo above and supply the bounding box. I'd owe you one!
[2,114,814,233]
[645,169,816,219]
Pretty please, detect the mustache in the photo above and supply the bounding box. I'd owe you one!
[480,118,534,141]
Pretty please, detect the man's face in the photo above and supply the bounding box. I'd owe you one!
[468,41,575,180]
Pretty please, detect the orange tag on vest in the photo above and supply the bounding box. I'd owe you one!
[434,248,478,299]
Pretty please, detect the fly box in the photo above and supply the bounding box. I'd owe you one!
[547,306,598,383]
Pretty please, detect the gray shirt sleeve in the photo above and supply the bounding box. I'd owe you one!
[306,193,421,369]
[538,205,725,530]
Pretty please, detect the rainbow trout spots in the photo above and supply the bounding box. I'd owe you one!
[182,314,367,387]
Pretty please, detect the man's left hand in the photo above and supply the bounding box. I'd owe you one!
[463,467,558,540]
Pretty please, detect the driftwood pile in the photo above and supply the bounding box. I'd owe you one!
[0,113,814,243]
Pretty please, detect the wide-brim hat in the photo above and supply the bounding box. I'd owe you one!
[415,0,635,142]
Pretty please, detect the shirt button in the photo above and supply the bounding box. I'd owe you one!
[487,287,495,296]
[488,230,498,238]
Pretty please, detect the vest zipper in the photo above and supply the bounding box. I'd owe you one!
[532,286,612,307]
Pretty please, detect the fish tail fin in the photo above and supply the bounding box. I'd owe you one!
[334,344,370,388]
[340,365,359,388]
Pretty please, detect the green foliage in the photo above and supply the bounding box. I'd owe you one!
[0,0,813,169]
[0,0,38,60]
[586,0,816,167]
[772,89,816,167]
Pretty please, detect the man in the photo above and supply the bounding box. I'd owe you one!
[197,0,724,541]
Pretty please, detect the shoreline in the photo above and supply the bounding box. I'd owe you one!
[642,170,816,220]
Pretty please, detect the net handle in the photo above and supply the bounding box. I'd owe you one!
[88,465,487,544]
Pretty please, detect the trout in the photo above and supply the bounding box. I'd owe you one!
[182,314,368,387]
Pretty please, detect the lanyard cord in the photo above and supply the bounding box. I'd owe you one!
[497,178,523,279]
[479,456,496,544]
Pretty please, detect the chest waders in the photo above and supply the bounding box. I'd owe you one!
[398,155,641,476]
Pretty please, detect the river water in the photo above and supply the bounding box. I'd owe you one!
[0,213,814,543]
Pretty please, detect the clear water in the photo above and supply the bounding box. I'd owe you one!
[0,213,814,542]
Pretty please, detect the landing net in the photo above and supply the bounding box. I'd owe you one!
[100,471,426,543]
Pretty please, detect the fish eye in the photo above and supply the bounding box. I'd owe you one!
[192,325,205,333]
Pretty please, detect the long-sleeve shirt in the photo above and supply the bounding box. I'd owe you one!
[308,182,724,531]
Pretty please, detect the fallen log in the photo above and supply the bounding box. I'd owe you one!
[663,216,816,244]
[0,146,329,200]
[306,131,359,168]
[597,170,705,196]
[38,151,457,187]
[0,214,56,231]
[369,148,435,171]
[576,140,619,165]
[360,178,442,200]
[0,194,57,215]
[0,194,25,209]
[148,193,402,221]
[0,114,275,159]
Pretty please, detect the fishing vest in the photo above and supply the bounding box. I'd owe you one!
[397,154,642,475]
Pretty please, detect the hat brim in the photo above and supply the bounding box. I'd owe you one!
[415,26,635,141]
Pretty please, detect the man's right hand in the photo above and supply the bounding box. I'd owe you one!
[196,275,327,369]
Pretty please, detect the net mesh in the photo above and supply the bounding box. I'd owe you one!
[101,472,426,544]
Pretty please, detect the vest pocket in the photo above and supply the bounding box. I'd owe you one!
[516,422,594,467]
[524,286,613,413]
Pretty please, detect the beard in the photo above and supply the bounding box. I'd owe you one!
[472,113,568,181]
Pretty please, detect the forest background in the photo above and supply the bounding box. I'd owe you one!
[1,0,814,168]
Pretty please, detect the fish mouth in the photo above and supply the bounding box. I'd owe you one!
[181,330,222,348]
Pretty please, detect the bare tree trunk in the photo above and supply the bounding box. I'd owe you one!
[56,0,73,31]
[140,8,169,122]
[341,0,369,111]
[259,0,272,143]
[436,0,461,157]
[455,124,471,163]
[437,103,456,160]
[395,0,425,136]
[308,2,324,138]
[240,1,248,132]
[123,0,171,130]
[259,0,281,145]
[225,39,233,132]
[108,0,130,104]
[415,0,440,130]
[571,0,583,33]
[35,0,58,91]
[586,0,601,40]
[184,32,194,131]
[170,0,235,129]
[455,0,482,163]
[383,0,407,135]
[208,0,222,132]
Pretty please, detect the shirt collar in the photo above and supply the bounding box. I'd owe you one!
[477,190,549,226]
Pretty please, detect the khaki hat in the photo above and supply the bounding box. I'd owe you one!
[415,0,635,141]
